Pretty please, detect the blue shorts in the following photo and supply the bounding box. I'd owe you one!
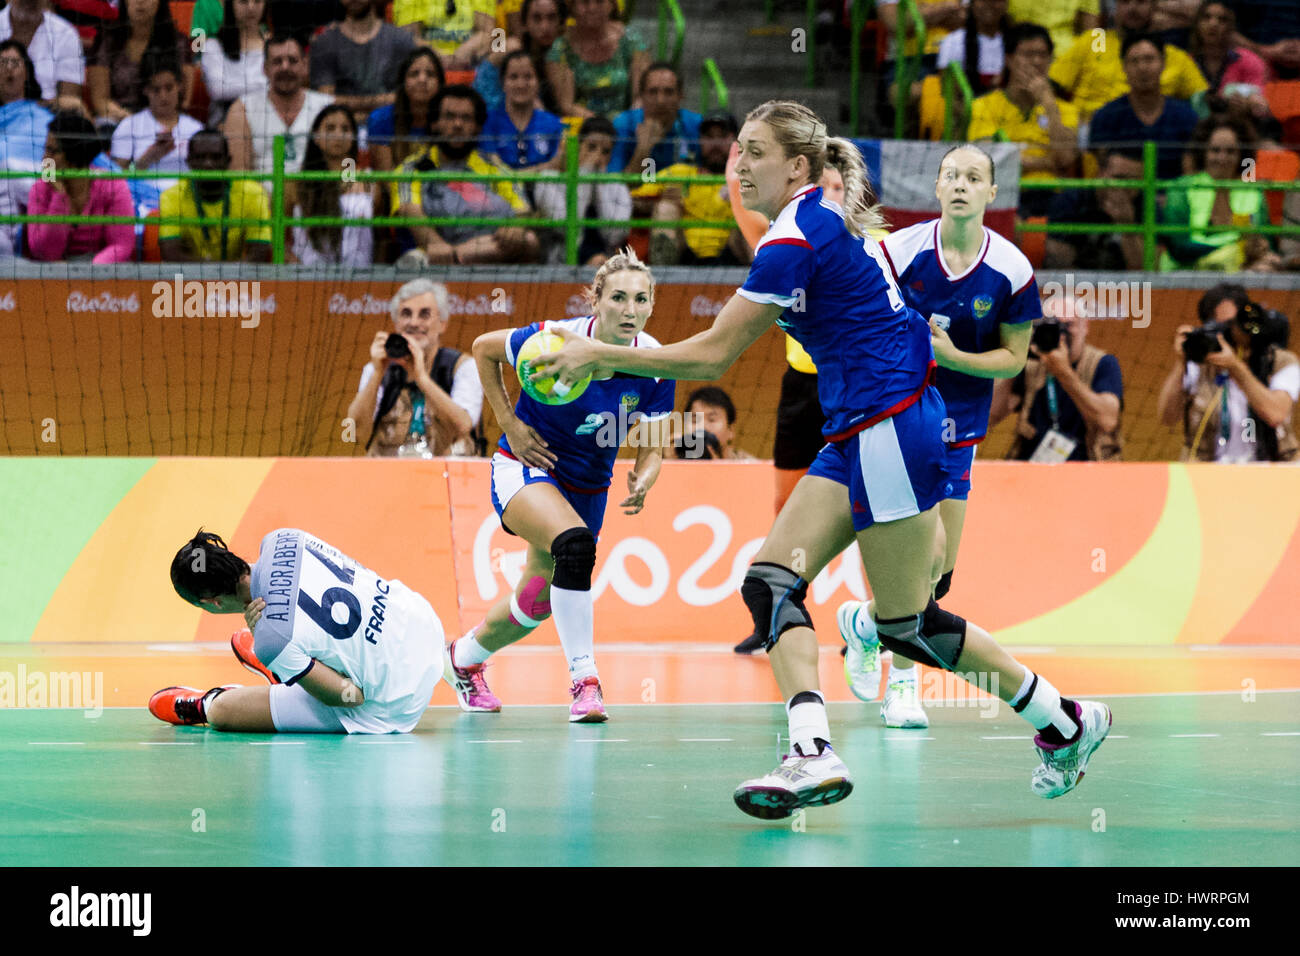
[489,452,608,537]
[807,387,952,531]
[943,442,976,501]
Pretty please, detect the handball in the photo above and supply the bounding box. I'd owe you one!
[516,329,591,405]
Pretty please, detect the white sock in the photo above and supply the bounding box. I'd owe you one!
[787,691,830,756]
[890,658,918,685]
[453,633,492,669]
[550,584,597,680]
[1008,664,1034,707]
[1012,671,1079,739]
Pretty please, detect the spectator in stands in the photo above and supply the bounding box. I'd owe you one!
[290,103,373,266]
[1157,283,1297,461]
[937,0,1011,96]
[546,0,649,119]
[347,279,486,458]
[224,33,333,178]
[200,0,269,128]
[1088,33,1200,181]
[310,0,415,126]
[608,62,700,176]
[110,57,203,215]
[481,50,566,176]
[1149,0,1201,48]
[27,110,135,262]
[533,114,630,264]
[473,0,566,114]
[968,24,1079,215]
[1281,190,1300,271]
[1049,0,1207,120]
[1158,114,1279,270]
[1044,149,1146,269]
[50,0,120,55]
[1226,0,1300,79]
[394,0,495,71]
[89,0,189,125]
[1006,0,1099,56]
[368,46,444,172]
[158,127,272,261]
[390,85,539,264]
[648,110,746,266]
[684,387,755,460]
[1189,1,1274,129]
[877,0,967,129]
[0,0,88,115]
[990,294,1124,461]
[0,40,52,258]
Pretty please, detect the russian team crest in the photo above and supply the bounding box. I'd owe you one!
[973,295,993,319]
[620,392,640,412]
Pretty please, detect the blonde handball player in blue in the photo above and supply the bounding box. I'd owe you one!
[531,102,1111,818]
[444,250,676,722]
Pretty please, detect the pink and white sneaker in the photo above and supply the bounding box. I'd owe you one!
[442,640,502,713]
[568,676,608,723]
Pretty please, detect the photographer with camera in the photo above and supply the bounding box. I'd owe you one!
[991,294,1124,461]
[1156,283,1297,462]
[346,280,485,458]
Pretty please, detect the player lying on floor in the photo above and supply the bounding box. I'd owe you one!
[148,528,445,734]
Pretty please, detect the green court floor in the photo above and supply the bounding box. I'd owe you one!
[3,693,1297,866]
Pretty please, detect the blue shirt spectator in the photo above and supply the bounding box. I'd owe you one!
[481,106,565,168]
[1088,93,1199,180]
[606,63,700,174]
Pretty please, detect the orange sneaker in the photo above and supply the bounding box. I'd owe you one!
[231,629,278,684]
[148,685,236,726]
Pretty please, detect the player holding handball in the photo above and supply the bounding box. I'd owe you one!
[441,249,676,722]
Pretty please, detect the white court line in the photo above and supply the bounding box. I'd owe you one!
[248,741,306,746]
[981,735,1031,740]
[28,741,85,746]
[882,736,935,741]
[1261,732,1300,737]
[574,738,629,743]
[139,742,196,746]
[678,737,733,742]
[467,739,522,744]
[1169,733,1220,738]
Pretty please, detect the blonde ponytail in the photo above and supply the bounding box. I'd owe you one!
[824,137,885,237]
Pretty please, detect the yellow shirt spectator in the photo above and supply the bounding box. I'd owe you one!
[652,162,734,260]
[1007,0,1099,57]
[394,0,495,61]
[880,0,968,58]
[967,89,1079,181]
[1049,29,1207,118]
[158,180,272,261]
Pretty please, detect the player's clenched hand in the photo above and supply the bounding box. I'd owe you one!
[929,317,957,365]
[620,468,652,515]
[244,597,266,631]
[504,418,557,469]
[529,325,605,386]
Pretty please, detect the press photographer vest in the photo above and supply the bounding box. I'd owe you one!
[1011,345,1123,462]
[371,347,484,457]
[1182,348,1299,462]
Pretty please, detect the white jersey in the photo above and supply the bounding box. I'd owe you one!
[250,528,442,733]
[238,89,333,175]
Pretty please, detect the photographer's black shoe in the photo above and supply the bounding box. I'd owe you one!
[733,631,766,655]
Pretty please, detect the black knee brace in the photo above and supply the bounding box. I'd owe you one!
[551,527,597,591]
[875,600,967,671]
[934,569,954,600]
[740,562,813,652]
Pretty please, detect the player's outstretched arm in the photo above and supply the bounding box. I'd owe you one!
[533,295,782,384]
[298,661,366,708]
[621,418,668,515]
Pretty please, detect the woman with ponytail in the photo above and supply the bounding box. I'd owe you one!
[533,100,1111,819]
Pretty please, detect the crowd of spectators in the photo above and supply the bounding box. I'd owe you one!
[0,0,1297,272]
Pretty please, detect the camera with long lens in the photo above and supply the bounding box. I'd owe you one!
[1181,321,1231,363]
[384,333,412,359]
[1031,319,1062,354]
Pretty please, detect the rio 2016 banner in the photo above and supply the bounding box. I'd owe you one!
[2,457,1298,648]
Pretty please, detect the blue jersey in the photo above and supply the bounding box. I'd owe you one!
[738,184,935,441]
[503,316,676,491]
[881,220,1040,445]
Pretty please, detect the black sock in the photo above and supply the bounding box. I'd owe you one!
[199,686,229,722]
[1037,697,1082,745]
[793,737,831,757]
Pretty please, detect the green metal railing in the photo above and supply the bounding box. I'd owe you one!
[849,0,867,135]
[700,57,729,113]
[1018,140,1300,270]
[940,61,974,141]
[805,0,817,87]
[657,0,686,69]
[0,134,735,267]
[894,0,925,140]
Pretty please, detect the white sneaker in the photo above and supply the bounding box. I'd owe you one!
[1031,700,1111,798]
[733,745,854,819]
[881,677,928,729]
[837,600,882,702]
